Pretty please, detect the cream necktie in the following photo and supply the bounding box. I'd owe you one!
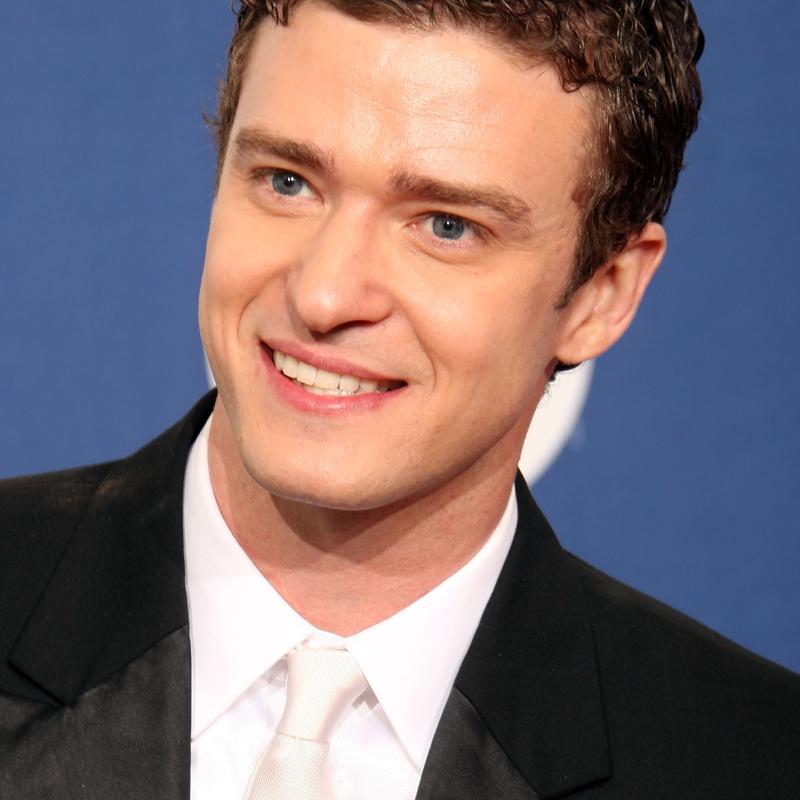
[243,646,368,800]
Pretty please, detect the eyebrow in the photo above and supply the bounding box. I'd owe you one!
[232,126,533,234]
[233,126,334,173]
[390,171,532,234]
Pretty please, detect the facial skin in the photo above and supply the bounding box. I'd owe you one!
[198,3,664,627]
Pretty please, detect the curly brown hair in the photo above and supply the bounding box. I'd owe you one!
[209,0,703,305]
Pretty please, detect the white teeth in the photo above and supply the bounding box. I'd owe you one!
[339,374,360,392]
[315,368,341,390]
[282,354,298,379]
[272,349,398,396]
[296,361,317,386]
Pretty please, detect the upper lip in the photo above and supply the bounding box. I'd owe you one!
[263,340,404,383]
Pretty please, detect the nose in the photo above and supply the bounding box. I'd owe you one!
[286,205,393,336]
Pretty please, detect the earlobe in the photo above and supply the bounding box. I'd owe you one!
[555,222,667,365]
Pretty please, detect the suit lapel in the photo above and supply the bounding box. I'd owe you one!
[416,687,541,800]
[420,474,610,799]
[2,393,215,799]
[2,628,192,800]
[7,393,214,703]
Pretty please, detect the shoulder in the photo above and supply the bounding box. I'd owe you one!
[0,461,112,514]
[0,394,214,702]
[0,461,117,690]
[0,461,114,571]
[568,552,800,789]
[0,392,215,595]
[0,391,216,558]
[569,550,799,694]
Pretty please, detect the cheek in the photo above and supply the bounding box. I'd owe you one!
[199,223,264,370]
[204,211,259,301]
[203,193,322,311]
[201,208,288,333]
[408,270,559,386]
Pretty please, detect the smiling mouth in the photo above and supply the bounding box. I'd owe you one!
[270,348,405,397]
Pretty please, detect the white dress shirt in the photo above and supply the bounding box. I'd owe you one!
[184,417,517,800]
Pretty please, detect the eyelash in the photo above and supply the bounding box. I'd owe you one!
[249,167,489,245]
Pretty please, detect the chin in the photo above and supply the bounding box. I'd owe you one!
[242,455,402,512]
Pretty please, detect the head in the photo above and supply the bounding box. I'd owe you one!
[210,0,703,307]
[198,0,702,513]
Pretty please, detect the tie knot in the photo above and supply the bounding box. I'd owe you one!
[278,647,367,742]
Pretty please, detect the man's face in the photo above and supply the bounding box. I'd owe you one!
[199,3,592,510]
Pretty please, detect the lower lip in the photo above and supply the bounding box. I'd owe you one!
[260,346,406,415]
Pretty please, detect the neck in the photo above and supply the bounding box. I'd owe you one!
[206,411,518,636]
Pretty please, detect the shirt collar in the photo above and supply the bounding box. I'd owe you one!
[184,419,316,737]
[184,416,517,768]
[344,490,516,768]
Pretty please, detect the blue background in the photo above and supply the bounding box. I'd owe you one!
[1,3,798,670]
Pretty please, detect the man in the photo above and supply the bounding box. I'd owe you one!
[1,1,798,798]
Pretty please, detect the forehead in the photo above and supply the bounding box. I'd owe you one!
[233,4,591,220]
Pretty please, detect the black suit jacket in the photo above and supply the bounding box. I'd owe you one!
[1,393,799,798]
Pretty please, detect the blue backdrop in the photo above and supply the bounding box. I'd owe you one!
[1,2,798,671]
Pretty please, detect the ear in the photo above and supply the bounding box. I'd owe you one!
[555,222,667,365]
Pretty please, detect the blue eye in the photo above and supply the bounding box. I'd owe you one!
[271,171,305,196]
[431,214,466,240]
